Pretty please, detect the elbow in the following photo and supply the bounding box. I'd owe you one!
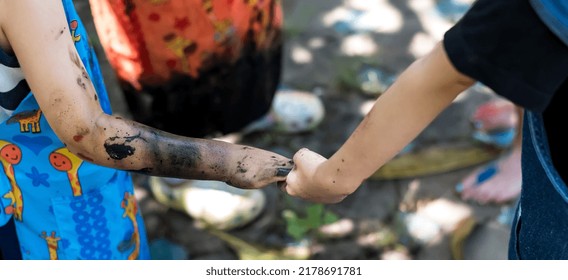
[61,134,98,163]
[53,117,104,164]
[453,71,475,88]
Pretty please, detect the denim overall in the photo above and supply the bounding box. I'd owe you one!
[508,111,568,259]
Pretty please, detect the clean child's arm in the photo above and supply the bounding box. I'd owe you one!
[284,42,476,203]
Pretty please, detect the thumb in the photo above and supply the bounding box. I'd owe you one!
[293,148,327,170]
[292,148,311,169]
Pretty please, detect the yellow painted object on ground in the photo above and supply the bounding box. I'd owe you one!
[371,144,502,180]
[207,228,310,260]
[450,217,478,260]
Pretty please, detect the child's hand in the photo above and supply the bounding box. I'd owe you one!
[225,145,293,189]
[283,148,357,204]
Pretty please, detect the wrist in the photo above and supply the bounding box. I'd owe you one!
[317,160,363,196]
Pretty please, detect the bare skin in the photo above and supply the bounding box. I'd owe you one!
[283,42,476,203]
[458,103,523,204]
[0,0,292,189]
[459,142,522,204]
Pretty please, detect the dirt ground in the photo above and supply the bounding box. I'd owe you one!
[75,0,515,260]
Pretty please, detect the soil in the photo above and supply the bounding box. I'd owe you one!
[75,0,514,260]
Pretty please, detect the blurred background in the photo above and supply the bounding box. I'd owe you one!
[74,0,516,260]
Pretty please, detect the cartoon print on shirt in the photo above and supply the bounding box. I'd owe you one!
[6,109,42,133]
[40,231,61,260]
[0,140,24,221]
[0,1,152,260]
[70,20,81,43]
[119,192,140,260]
[49,147,84,196]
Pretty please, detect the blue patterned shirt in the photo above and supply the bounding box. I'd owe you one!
[0,0,150,260]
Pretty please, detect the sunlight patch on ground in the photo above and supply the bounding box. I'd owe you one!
[341,33,378,56]
[321,6,355,27]
[307,37,326,49]
[319,219,355,238]
[321,0,402,34]
[344,0,403,33]
[408,0,454,40]
[416,198,473,233]
[359,99,376,116]
[409,32,438,58]
[134,185,149,201]
[291,44,314,64]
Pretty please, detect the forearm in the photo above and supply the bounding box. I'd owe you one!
[324,43,475,190]
[67,114,281,186]
[88,115,228,179]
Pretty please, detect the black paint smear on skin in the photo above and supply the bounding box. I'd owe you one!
[144,129,202,174]
[105,143,135,160]
[236,156,249,173]
[129,167,153,174]
[236,163,247,173]
[56,26,67,40]
[77,77,87,90]
[104,133,144,160]
[277,168,291,177]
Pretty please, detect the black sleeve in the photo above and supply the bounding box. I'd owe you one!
[443,0,568,113]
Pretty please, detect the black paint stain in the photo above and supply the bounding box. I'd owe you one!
[104,133,144,160]
[143,129,201,173]
[129,167,153,174]
[276,168,291,177]
[56,26,67,40]
[82,68,90,80]
[236,156,249,173]
[105,143,135,160]
[77,77,86,90]
[236,163,247,173]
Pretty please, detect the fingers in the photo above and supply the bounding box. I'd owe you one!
[284,164,348,204]
[292,148,310,169]
[293,148,326,170]
[281,148,349,204]
[284,164,298,196]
